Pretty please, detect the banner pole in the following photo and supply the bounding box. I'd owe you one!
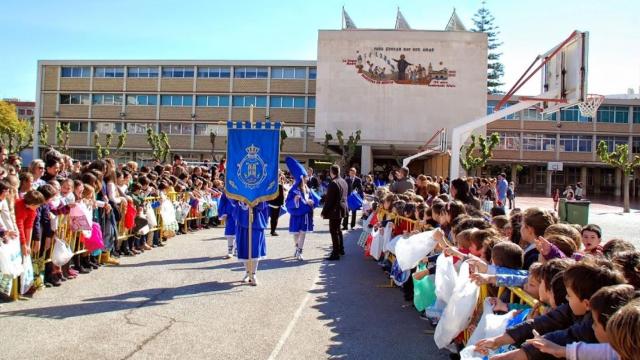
[248,203,253,276]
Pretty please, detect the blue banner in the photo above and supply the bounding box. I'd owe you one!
[225,121,281,206]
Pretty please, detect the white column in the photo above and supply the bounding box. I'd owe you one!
[580,166,588,198]
[615,167,622,197]
[361,145,373,176]
[546,170,553,197]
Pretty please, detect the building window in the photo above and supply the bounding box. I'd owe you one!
[270,96,305,109]
[91,122,123,133]
[522,133,556,151]
[633,137,640,153]
[542,111,557,121]
[232,95,266,108]
[159,123,193,135]
[234,67,268,79]
[271,67,306,79]
[195,124,227,136]
[597,106,629,123]
[486,101,516,120]
[126,123,154,134]
[534,166,547,184]
[633,107,640,124]
[160,95,193,107]
[560,106,591,122]
[597,136,628,152]
[127,67,159,78]
[94,67,124,78]
[197,67,231,78]
[559,135,592,152]
[283,126,305,138]
[92,94,123,105]
[308,96,316,109]
[61,67,90,78]
[497,132,520,150]
[521,108,541,120]
[59,121,89,132]
[60,94,90,105]
[196,95,230,107]
[126,95,158,106]
[309,67,317,80]
[161,67,194,78]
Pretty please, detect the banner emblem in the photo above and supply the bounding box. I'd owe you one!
[237,144,268,189]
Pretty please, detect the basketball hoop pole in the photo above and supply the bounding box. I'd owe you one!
[450,99,541,179]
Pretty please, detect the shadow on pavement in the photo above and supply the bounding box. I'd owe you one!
[311,229,448,359]
[173,257,324,272]
[117,256,223,268]
[0,281,237,320]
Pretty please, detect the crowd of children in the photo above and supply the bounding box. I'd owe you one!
[0,148,238,296]
[359,173,640,360]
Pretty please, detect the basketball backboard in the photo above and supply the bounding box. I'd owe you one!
[540,31,589,113]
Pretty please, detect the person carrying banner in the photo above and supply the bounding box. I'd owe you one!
[285,157,317,261]
[234,201,269,285]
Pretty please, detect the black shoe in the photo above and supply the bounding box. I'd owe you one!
[45,276,61,287]
[340,250,345,256]
[342,227,348,231]
[271,232,278,236]
[325,255,340,261]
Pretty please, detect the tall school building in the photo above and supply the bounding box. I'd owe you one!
[34,12,640,197]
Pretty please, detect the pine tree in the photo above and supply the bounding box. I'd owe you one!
[471,1,504,94]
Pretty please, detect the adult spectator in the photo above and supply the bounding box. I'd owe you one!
[389,167,414,194]
[450,178,481,210]
[321,164,348,260]
[415,174,429,198]
[496,172,509,208]
[268,172,285,236]
[41,157,62,183]
[507,181,516,209]
[343,167,363,230]
[363,174,375,196]
[28,159,46,189]
[306,167,320,191]
[575,181,584,200]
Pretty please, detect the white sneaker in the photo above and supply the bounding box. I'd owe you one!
[294,247,300,258]
[242,273,251,283]
[249,273,258,286]
[224,253,233,259]
[296,250,304,261]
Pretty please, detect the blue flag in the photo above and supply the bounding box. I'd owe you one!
[225,121,281,206]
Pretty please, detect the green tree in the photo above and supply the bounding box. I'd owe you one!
[94,130,127,159]
[0,100,33,154]
[471,1,504,94]
[460,132,500,176]
[597,141,640,213]
[39,122,50,148]
[323,129,361,171]
[146,128,171,163]
[55,122,71,154]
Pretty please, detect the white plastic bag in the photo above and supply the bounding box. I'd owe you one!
[435,253,457,304]
[395,230,438,271]
[146,202,157,227]
[434,261,480,349]
[70,202,92,231]
[369,228,382,260]
[52,238,73,266]
[380,222,393,253]
[466,298,516,346]
[20,255,34,295]
[0,240,23,277]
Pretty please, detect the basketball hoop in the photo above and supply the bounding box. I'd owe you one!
[577,94,604,118]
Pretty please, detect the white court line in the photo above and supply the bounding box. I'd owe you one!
[267,272,321,360]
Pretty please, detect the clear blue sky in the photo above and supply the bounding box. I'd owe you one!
[1,0,639,101]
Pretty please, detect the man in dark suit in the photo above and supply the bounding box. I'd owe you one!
[342,167,363,230]
[267,172,285,236]
[322,164,348,260]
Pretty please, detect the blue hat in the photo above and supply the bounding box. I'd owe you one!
[285,156,307,186]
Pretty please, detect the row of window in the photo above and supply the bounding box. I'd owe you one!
[59,121,314,138]
[60,66,317,80]
[496,132,633,153]
[488,103,640,123]
[59,94,316,108]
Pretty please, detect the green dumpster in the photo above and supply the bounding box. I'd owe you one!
[566,201,590,226]
[558,198,567,222]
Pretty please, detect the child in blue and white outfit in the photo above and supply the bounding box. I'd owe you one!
[284,156,320,261]
[217,192,236,259]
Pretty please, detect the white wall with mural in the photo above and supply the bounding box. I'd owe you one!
[316,30,488,147]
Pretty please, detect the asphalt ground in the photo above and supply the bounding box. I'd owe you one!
[0,212,445,360]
